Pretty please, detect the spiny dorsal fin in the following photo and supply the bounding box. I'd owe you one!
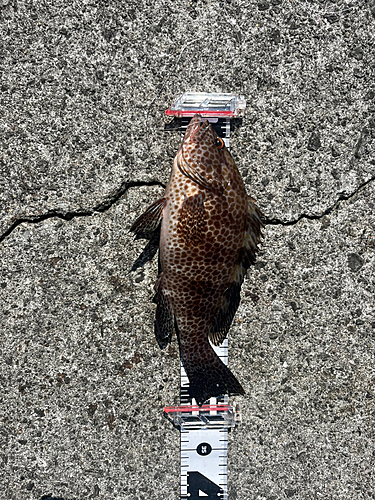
[243,196,263,266]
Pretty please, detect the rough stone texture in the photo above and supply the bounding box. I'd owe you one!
[229,182,374,500]
[0,0,374,499]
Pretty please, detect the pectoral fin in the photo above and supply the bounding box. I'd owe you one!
[130,199,164,271]
[130,198,165,237]
[130,226,160,272]
[177,192,207,246]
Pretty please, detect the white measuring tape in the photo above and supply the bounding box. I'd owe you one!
[164,340,239,500]
[163,93,246,499]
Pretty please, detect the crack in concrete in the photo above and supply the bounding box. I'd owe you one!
[0,180,166,244]
[1,175,373,244]
[263,176,375,227]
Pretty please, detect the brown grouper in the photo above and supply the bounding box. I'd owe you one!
[131,114,263,405]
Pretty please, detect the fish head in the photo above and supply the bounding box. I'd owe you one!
[179,114,227,194]
[181,115,226,166]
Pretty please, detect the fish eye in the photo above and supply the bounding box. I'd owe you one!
[215,137,224,149]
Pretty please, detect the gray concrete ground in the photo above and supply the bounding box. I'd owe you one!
[1,0,374,499]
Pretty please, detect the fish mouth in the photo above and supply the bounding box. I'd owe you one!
[183,114,211,140]
[191,118,210,137]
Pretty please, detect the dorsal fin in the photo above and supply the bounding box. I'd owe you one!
[209,282,241,345]
[242,196,263,266]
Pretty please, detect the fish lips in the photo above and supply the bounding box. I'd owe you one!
[185,114,211,139]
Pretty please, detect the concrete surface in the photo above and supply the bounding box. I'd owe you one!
[1,0,374,499]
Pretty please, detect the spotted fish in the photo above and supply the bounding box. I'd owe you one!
[131,114,263,405]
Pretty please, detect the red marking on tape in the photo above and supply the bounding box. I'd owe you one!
[164,404,232,413]
[165,109,235,117]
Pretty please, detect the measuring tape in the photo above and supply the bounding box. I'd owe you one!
[164,340,239,499]
[164,93,246,499]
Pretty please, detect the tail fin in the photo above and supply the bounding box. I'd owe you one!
[181,343,245,406]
